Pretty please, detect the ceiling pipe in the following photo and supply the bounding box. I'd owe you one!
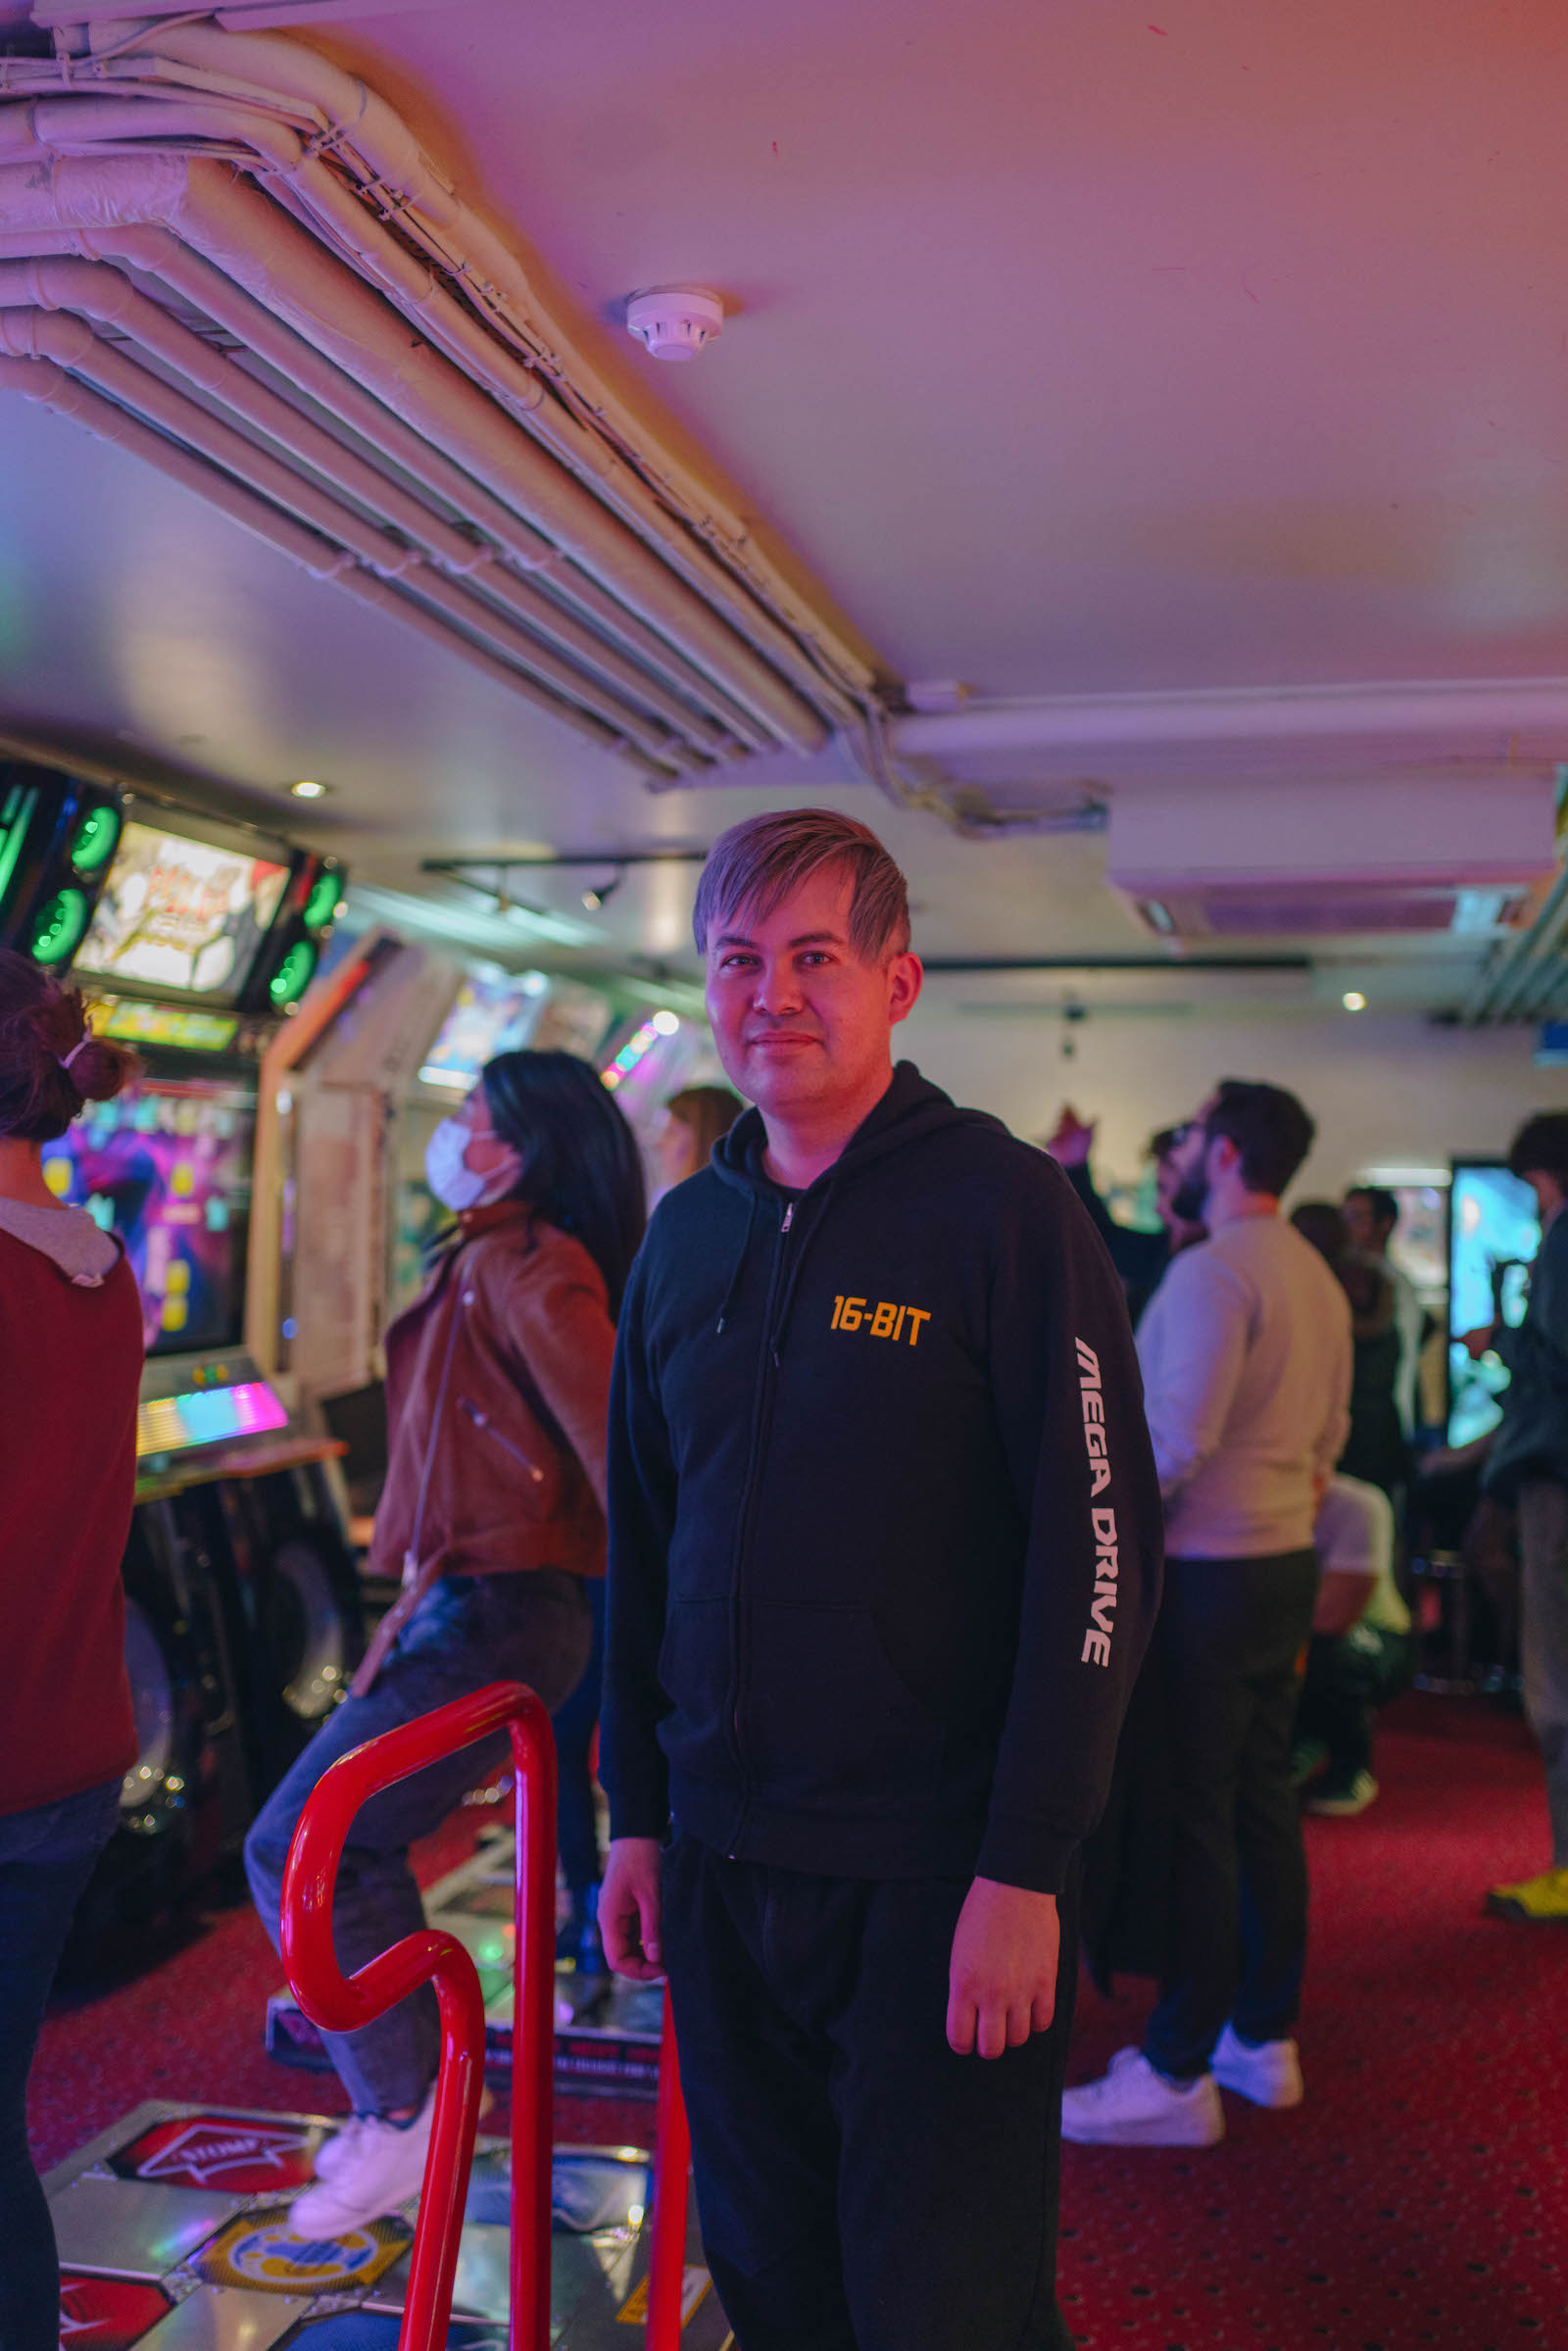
[70,15,881,707]
[0,350,669,777]
[0,88,850,748]
[0,255,731,759]
[75,225,776,755]
[1461,860,1568,1024]
[0,148,830,757]
[0,303,696,766]
[892,679,1568,758]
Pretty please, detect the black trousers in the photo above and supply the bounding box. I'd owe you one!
[1143,1548,1319,2081]
[660,1833,1078,2351]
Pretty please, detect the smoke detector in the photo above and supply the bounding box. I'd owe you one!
[625,286,725,364]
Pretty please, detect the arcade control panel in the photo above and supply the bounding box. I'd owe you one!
[49,2100,731,2349]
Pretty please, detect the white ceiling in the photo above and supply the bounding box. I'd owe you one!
[3,0,1567,1010]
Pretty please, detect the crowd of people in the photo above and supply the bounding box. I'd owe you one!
[4,808,1567,2348]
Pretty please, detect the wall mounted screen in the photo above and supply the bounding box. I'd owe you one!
[43,1074,257,1356]
[74,821,289,1001]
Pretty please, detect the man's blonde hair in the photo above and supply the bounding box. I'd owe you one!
[692,808,911,962]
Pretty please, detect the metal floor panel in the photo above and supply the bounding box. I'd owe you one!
[135,2285,311,2351]
[43,2102,730,2350]
[50,2177,249,2278]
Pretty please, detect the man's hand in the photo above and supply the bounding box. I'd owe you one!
[1459,1324,1498,1361]
[599,1836,664,1982]
[947,1877,1059,2058]
[1043,1105,1095,1169]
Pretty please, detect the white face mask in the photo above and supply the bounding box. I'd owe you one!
[424,1116,517,1212]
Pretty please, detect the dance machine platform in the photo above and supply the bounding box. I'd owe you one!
[266,1837,664,2100]
[49,2101,729,2349]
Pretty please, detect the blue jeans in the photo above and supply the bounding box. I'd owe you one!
[245,1571,591,2117]
[0,1777,122,2351]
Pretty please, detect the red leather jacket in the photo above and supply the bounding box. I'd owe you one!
[355,1200,615,1690]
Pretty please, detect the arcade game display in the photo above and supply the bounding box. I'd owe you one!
[16,793,366,1924]
[44,2100,727,2346]
[1447,1159,1540,1445]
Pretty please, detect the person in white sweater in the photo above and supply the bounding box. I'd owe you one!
[1062,1080,1351,2150]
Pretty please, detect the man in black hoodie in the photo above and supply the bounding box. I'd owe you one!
[600,809,1162,2351]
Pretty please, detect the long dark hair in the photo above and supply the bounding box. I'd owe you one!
[0,949,138,1140]
[482,1049,646,1316]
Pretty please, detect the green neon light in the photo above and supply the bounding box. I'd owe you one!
[71,802,121,875]
[0,782,39,918]
[269,938,318,1006]
[303,871,340,931]
[30,886,89,966]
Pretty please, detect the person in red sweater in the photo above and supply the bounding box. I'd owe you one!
[0,950,142,2351]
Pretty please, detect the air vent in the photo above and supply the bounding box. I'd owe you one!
[1111,776,1554,944]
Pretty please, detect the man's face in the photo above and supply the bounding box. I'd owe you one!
[1342,1194,1386,1254]
[1166,1097,1219,1225]
[704,866,921,1124]
[1523,1169,1567,1225]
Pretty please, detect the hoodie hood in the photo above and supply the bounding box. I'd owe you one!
[711,1060,1004,1199]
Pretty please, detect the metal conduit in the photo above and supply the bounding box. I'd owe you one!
[0,352,670,777]
[1462,861,1568,1024]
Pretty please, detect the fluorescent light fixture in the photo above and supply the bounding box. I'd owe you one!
[418,1065,471,1091]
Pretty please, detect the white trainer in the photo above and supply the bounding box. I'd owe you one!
[287,2085,436,2235]
[311,2119,366,2181]
[1212,2022,1304,2108]
[1059,2047,1224,2147]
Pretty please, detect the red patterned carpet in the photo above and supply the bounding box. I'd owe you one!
[29,1694,1567,2348]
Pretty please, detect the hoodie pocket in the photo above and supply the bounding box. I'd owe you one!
[656,1596,733,1781]
[743,1602,945,1820]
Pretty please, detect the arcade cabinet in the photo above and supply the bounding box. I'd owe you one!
[18,784,365,1933]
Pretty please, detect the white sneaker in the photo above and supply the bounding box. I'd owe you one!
[1212,2021,1303,2108]
[1306,1770,1379,1817]
[311,2119,366,2181]
[288,2085,436,2235]
[1059,2047,1224,2146]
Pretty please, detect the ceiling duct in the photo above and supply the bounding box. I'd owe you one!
[1106,774,1556,945]
[2,15,1049,814]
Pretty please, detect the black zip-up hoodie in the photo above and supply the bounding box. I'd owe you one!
[601,1062,1162,1894]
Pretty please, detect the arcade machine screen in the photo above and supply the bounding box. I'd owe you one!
[73,821,290,1002]
[1448,1160,1540,1445]
[43,1075,259,1358]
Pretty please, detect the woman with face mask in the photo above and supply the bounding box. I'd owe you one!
[244,1049,644,2240]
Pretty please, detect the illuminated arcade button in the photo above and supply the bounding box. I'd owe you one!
[189,2205,410,2291]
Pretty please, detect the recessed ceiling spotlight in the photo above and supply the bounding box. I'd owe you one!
[290,779,329,800]
[1343,991,1367,1011]
[625,286,725,364]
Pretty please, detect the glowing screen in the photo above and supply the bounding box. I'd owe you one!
[418,969,548,1092]
[74,821,289,1000]
[1447,1162,1540,1446]
[43,1075,256,1356]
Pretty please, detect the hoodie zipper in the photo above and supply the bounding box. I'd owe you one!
[724,1192,796,1855]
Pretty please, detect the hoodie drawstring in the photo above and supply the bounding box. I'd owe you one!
[715,1193,759,1335]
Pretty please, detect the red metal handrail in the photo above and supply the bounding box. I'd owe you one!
[279,1681,558,2351]
[646,1996,692,2351]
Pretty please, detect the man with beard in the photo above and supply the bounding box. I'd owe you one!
[1062,1081,1350,2146]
